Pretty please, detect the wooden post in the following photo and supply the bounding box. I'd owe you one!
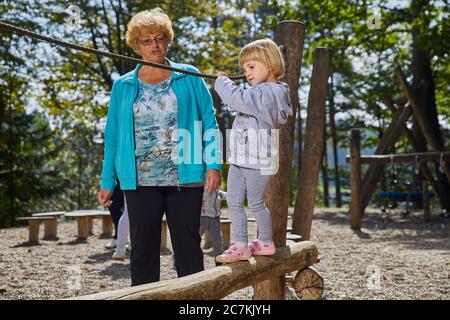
[221,220,231,249]
[28,220,40,244]
[292,47,331,240]
[77,217,89,240]
[254,20,306,300]
[43,218,57,240]
[423,181,431,222]
[350,129,362,229]
[102,215,113,237]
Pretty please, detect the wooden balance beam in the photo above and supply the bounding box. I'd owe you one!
[71,241,321,300]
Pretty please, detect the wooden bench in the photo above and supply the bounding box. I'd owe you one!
[16,217,56,244]
[31,211,66,240]
[65,210,113,240]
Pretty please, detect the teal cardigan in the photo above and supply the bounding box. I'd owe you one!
[101,59,222,191]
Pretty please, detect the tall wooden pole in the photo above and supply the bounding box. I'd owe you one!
[350,129,362,229]
[292,48,331,240]
[253,21,305,300]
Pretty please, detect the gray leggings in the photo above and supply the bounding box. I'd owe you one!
[199,216,223,257]
[226,165,272,247]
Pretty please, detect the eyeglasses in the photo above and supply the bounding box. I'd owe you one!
[137,36,167,46]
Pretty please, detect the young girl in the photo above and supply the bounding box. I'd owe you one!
[214,38,292,263]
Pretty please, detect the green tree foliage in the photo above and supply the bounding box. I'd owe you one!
[0,0,448,227]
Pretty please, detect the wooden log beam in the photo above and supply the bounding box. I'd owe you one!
[292,267,324,300]
[345,152,450,164]
[70,241,319,300]
[293,47,331,240]
[255,20,306,300]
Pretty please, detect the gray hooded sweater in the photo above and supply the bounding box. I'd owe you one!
[214,76,293,171]
[201,188,227,218]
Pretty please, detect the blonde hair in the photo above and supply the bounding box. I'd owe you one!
[126,8,174,54]
[238,39,285,79]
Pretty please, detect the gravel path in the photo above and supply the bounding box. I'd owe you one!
[0,207,448,300]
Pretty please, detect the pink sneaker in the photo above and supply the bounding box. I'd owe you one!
[215,245,252,264]
[249,239,276,256]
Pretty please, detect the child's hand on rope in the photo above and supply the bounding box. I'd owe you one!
[216,72,228,78]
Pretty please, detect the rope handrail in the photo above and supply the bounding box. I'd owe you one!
[0,21,245,80]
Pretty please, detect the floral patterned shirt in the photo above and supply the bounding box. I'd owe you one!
[133,78,178,186]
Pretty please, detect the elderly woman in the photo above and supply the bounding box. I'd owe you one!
[97,8,221,286]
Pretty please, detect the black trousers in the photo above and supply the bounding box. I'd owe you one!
[108,185,124,239]
[124,186,204,286]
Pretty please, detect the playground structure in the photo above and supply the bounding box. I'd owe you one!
[75,20,329,300]
[1,19,330,300]
[349,137,450,229]
[347,66,450,228]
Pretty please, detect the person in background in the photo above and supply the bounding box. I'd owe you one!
[112,194,130,260]
[199,188,227,265]
[104,182,124,250]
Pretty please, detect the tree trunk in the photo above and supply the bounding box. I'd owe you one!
[321,124,330,207]
[409,0,450,210]
[328,73,342,207]
[253,21,306,300]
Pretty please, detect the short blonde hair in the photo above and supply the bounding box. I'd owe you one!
[126,8,174,53]
[238,39,285,79]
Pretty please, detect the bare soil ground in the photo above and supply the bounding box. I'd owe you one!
[0,207,448,300]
